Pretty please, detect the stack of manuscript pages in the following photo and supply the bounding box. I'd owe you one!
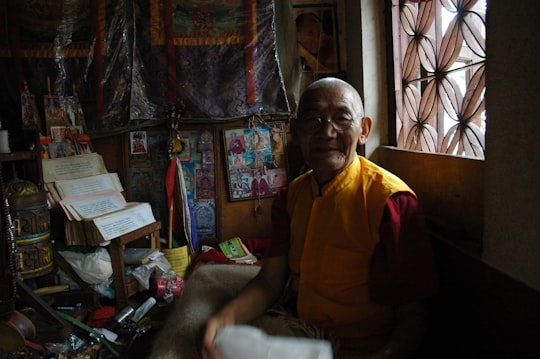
[42,153,156,246]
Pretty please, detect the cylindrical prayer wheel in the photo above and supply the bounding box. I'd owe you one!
[6,180,53,279]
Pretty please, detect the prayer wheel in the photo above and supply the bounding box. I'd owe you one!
[6,179,53,279]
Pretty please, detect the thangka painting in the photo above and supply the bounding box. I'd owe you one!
[224,122,288,201]
[0,0,299,134]
[131,0,293,119]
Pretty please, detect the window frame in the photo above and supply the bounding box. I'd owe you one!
[386,0,487,159]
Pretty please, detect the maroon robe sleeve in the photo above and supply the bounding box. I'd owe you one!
[264,187,290,258]
[369,192,439,305]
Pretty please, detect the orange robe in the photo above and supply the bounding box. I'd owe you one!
[287,155,414,353]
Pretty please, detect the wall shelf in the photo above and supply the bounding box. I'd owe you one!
[0,151,37,162]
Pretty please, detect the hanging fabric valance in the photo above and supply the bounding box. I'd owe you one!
[0,0,300,136]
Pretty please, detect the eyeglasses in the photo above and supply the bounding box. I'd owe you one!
[296,116,355,133]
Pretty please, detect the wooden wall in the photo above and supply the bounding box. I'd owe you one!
[376,145,540,359]
[93,120,303,246]
[376,146,484,254]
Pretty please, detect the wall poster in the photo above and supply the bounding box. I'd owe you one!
[127,128,218,240]
[223,121,288,202]
[292,2,341,75]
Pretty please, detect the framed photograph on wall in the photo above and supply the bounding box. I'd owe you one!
[130,130,148,155]
[292,2,341,75]
[223,121,288,201]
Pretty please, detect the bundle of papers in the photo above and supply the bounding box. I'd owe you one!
[42,153,111,207]
[42,154,156,245]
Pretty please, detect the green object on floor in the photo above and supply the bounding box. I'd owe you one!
[55,310,120,357]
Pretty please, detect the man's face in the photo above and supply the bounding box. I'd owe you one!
[294,82,369,183]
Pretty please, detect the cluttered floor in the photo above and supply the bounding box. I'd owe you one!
[1,237,267,359]
[1,286,179,359]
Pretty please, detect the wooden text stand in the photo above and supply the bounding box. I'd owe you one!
[108,221,161,308]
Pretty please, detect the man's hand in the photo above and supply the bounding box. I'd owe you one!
[201,311,236,359]
[201,256,289,359]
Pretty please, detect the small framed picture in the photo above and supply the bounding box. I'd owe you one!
[75,133,94,154]
[176,134,192,162]
[130,131,148,154]
[44,95,68,134]
[50,126,68,142]
[60,96,85,128]
[48,141,75,158]
[193,200,216,238]
[196,168,215,199]
[50,126,82,142]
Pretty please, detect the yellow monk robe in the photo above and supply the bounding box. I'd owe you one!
[287,155,414,353]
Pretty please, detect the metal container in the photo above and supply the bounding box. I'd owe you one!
[8,190,53,279]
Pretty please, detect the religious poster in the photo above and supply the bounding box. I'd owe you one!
[223,121,288,201]
[130,131,148,155]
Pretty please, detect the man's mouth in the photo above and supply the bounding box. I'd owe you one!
[311,147,341,153]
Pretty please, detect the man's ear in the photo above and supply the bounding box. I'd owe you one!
[358,116,372,145]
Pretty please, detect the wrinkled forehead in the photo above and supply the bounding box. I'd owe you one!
[297,84,364,117]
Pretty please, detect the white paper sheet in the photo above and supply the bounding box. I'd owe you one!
[214,325,332,359]
[42,153,108,183]
[92,202,156,241]
[55,173,124,199]
[60,190,127,221]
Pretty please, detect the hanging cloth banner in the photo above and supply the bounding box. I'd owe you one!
[165,157,198,255]
[163,0,177,106]
[91,0,105,123]
[244,0,257,105]
[6,0,24,92]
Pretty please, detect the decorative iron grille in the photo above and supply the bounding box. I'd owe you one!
[390,0,486,158]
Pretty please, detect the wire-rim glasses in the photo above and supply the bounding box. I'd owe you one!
[296,116,355,133]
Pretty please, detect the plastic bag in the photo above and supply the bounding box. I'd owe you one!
[59,247,113,285]
[131,254,172,290]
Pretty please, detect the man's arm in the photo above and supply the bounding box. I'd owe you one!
[201,255,289,359]
[203,188,291,358]
[366,192,438,358]
[362,301,430,359]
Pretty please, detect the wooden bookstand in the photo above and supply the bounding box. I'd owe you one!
[108,221,161,308]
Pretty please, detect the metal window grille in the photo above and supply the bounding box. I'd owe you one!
[390,0,487,158]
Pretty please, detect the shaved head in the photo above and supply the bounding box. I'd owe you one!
[298,77,364,118]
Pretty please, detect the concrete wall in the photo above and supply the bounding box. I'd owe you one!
[345,0,540,290]
[482,0,540,291]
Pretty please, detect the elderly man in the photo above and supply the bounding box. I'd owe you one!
[203,78,438,359]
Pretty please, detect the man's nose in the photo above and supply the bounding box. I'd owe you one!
[318,117,338,135]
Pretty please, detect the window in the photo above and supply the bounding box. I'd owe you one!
[389,0,486,159]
